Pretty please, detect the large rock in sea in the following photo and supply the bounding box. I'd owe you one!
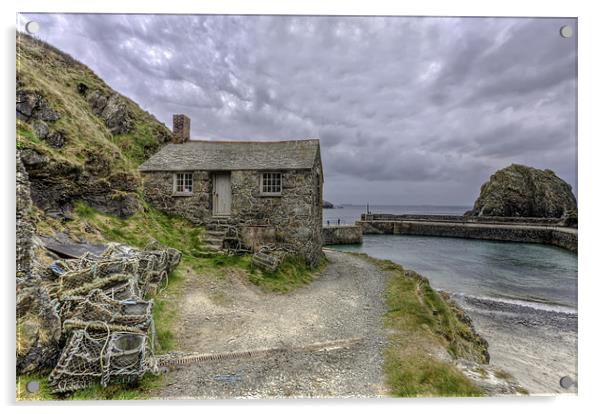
[466,164,577,218]
[323,200,334,209]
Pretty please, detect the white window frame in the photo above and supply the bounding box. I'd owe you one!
[173,172,193,195]
[260,172,282,196]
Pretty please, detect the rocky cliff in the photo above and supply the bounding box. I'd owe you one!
[466,164,577,219]
[16,33,175,375]
[16,153,62,374]
[16,33,172,221]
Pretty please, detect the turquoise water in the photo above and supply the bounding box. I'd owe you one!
[332,235,577,309]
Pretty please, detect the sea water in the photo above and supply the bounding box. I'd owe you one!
[326,206,578,394]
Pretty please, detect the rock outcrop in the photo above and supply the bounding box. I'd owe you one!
[16,33,172,220]
[323,200,334,209]
[16,153,34,281]
[85,90,131,135]
[16,152,62,374]
[466,164,577,219]
[16,89,60,123]
[19,147,140,218]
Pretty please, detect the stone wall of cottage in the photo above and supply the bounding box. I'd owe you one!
[141,171,211,225]
[230,168,322,266]
[141,167,323,266]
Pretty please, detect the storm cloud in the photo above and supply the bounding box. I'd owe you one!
[18,14,577,205]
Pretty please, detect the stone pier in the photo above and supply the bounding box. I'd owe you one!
[322,225,363,245]
[357,214,577,253]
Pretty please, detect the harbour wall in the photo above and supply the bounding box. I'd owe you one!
[357,215,577,253]
[322,225,363,245]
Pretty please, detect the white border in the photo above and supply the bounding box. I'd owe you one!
[3,1,600,413]
[4,0,584,17]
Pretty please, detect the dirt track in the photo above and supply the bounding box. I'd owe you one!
[151,249,388,399]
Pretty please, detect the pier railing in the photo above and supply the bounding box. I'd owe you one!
[324,219,355,227]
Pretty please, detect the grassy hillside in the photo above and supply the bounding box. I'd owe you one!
[17,33,171,219]
[17,32,171,166]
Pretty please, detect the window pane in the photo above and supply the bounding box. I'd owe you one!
[261,172,282,194]
[176,173,193,193]
[184,173,192,192]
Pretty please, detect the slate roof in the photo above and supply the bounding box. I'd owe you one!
[138,139,320,172]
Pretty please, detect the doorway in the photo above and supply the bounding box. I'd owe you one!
[212,172,232,216]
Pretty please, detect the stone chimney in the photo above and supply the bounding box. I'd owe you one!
[172,114,190,144]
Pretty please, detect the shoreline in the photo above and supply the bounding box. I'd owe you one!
[331,235,577,395]
[458,292,577,394]
[356,252,527,396]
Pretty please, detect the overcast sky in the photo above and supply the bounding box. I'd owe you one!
[19,14,577,205]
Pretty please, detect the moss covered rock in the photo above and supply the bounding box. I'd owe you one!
[466,164,577,218]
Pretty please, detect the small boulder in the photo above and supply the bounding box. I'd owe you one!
[20,148,49,167]
[16,90,60,122]
[77,82,88,96]
[16,90,38,119]
[31,120,49,139]
[17,285,62,374]
[87,90,131,135]
[45,130,65,148]
[102,94,131,135]
[87,90,108,115]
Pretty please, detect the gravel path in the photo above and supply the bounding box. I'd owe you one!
[151,250,388,399]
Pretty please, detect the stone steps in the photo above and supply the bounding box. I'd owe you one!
[205,230,226,238]
[204,237,224,247]
[204,219,243,253]
[206,217,234,227]
[203,223,227,252]
[204,245,222,253]
[194,250,218,257]
[205,223,230,232]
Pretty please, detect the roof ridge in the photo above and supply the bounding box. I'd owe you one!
[139,138,320,172]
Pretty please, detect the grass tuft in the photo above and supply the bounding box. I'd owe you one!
[249,255,327,293]
[494,370,512,380]
[16,375,54,401]
[16,373,164,401]
[359,254,486,397]
[385,353,483,397]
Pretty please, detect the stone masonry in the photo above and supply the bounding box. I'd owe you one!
[139,131,324,267]
[141,165,323,266]
[172,114,190,144]
[322,225,363,245]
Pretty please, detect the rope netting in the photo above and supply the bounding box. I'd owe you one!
[47,240,181,394]
[48,327,151,393]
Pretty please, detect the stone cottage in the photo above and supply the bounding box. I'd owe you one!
[138,115,324,266]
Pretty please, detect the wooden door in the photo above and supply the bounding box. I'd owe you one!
[213,173,231,216]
